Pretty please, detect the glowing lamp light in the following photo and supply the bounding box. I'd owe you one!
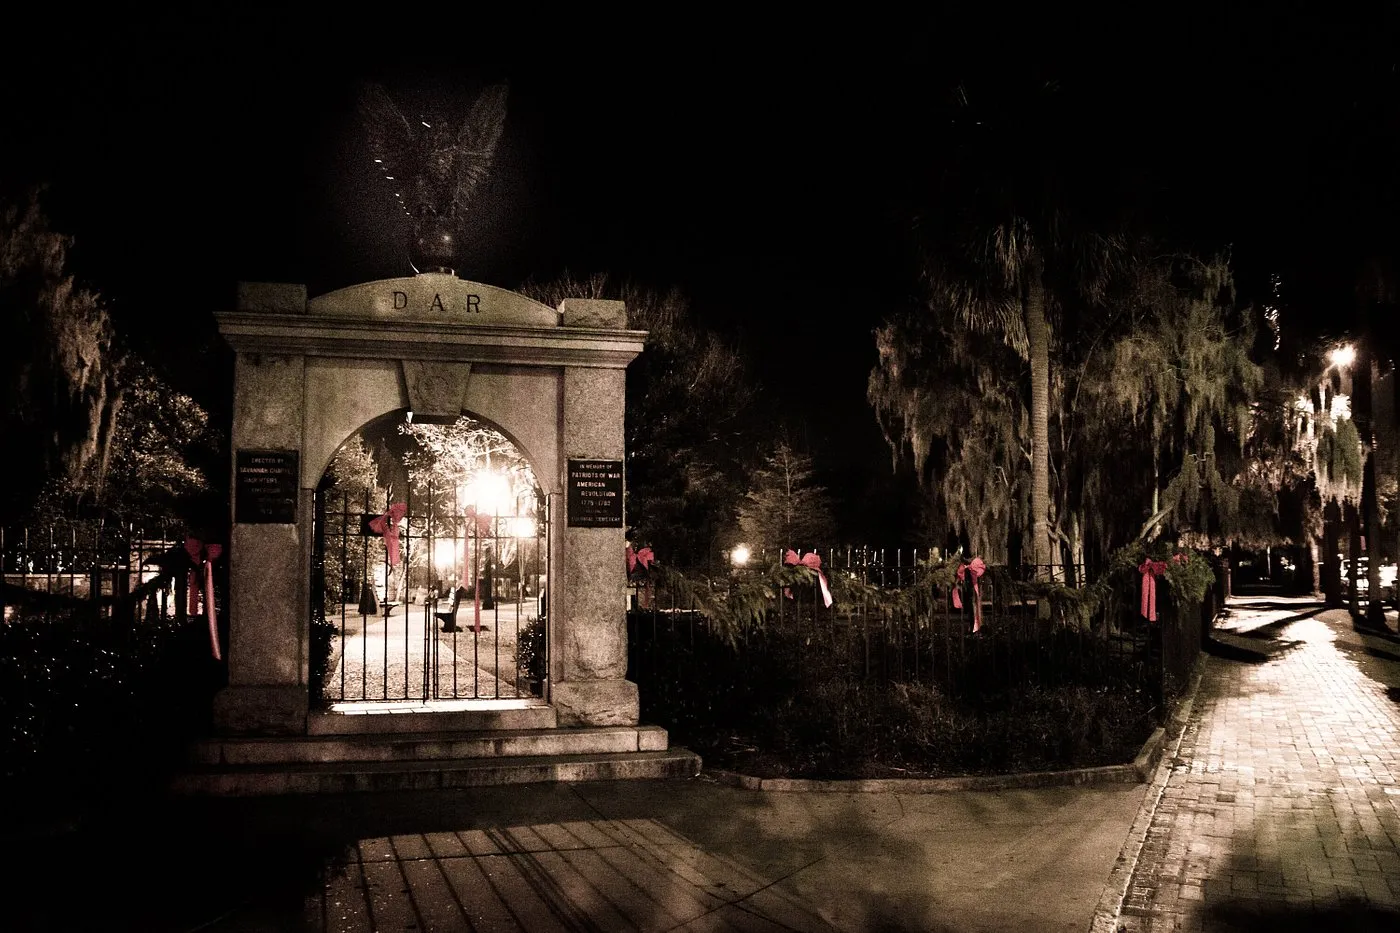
[1329,345,1355,368]
[464,471,511,515]
[731,544,751,567]
[433,539,457,573]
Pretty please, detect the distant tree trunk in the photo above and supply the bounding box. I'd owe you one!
[1069,510,1084,586]
[1026,260,1054,580]
[1309,537,1320,597]
[1346,500,1362,617]
[1322,500,1343,607]
[1355,340,1385,624]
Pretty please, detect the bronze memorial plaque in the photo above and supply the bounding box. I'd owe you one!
[235,449,299,524]
[567,459,624,527]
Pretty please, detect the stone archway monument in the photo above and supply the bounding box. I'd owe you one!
[205,273,690,786]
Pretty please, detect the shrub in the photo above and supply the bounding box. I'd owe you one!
[0,609,220,798]
[515,615,547,688]
[308,605,337,708]
[629,613,1162,780]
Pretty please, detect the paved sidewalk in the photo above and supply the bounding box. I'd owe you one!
[1092,596,1400,932]
[8,767,1145,932]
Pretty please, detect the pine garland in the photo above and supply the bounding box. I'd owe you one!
[648,541,1216,644]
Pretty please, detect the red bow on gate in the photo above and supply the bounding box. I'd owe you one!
[953,557,987,632]
[185,537,224,660]
[1139,559,1169,622]
[627,546,655,608]
[368,502,408,565]
[783,549,833,608]
[626,546,654,575]
[464,506,494,538]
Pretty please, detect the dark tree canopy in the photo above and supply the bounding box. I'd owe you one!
[1,190,123,523]
[517,271,757,568]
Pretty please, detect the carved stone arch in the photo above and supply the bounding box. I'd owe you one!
[216,280,643,736]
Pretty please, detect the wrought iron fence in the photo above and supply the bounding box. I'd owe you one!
[627,547,1217,716]
[0,521,222,794]
[313,487,549,705]
[1,523,194,626]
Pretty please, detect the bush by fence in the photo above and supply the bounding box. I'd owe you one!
[627,545,1221,778]
[0,524,225,798]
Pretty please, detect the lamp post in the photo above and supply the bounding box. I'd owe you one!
[464,470,510,629]
[1316,339,1383,622]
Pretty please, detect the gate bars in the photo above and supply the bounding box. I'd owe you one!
[315,486,548,704]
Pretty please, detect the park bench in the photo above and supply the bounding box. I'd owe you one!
[435,586,468,632]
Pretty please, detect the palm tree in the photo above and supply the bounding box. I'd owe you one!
[900,80,1121,579]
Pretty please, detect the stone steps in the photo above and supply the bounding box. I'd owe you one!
[173,721,700,796]
[307,702,557,735]
[170,748,702,796]
[191,724,668,766]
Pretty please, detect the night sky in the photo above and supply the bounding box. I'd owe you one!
[3,6,1397,538]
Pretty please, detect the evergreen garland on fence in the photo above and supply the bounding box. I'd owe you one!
[648,541,1216,646]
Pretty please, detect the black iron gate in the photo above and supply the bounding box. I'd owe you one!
[313,485,549,704]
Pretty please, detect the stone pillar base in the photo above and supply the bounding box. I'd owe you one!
[213,685,308,735]
[552,679,639,727]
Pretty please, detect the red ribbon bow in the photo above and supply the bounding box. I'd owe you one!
[185,537,224,660]
[783,549,833,608]
[368,502,408,565]
[626,546,654,575]
[464,506,494,538]
[953,557,987,632]
[1139,559,1169,622]
[627,546,655,607]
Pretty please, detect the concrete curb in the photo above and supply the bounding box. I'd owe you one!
[1087,657,1205,933]
[701,705,1177,795]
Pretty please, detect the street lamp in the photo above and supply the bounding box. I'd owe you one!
[730,544,750,567]
[459,469,511,622]
[1329,344,1356,368]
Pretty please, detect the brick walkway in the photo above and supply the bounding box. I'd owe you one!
[309,816,839,932]
[1100,598,1400,932]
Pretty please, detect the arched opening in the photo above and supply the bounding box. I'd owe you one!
[310,408,548,708]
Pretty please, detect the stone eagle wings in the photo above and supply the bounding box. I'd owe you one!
[358,82,510,273]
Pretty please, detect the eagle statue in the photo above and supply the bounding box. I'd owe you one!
[357,82,510,275]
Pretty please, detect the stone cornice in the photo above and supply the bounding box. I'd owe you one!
[215,312,647,368]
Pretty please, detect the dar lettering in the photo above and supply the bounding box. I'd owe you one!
[392,291,484,314]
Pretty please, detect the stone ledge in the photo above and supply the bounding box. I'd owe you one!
[170,748,702,796]
[213,685,308,735]
[552,679,639,727]
[705,760,1143,794]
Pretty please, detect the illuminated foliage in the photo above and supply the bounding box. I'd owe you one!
[1086,254,1264,544]
[1,189,124,521]
[91,356,222,526]
[873,245,1271,565]
[734,441,838,555]
[519,272,756,568]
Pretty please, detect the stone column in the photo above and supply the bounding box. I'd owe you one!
[214,284,310,734]
[551,299,638,726]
